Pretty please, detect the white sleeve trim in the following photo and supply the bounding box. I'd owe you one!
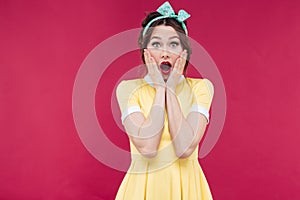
[190,104,210,123]
[144,74,185,87]
[121,106,142,123]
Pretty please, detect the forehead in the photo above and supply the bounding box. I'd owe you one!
[150,25,179,38]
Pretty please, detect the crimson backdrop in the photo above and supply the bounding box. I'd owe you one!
[1,0,300,199]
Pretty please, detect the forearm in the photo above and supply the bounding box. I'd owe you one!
[166,89,196,158]
[125,86,165,157]
[139,86,165,138]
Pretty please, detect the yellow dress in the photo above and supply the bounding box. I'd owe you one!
[115,75,214,200]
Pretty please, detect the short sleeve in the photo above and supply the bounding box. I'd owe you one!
[190,79,214,123]
[116,80,142,123]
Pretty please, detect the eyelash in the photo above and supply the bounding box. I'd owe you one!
[151,41,180,48]
[151,42,160,47]
[170,41,179,47]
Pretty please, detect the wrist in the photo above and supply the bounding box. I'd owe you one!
[166,83,176,93]
[166,77,178,92]
[155,84,166,91]
[154,86,166,107]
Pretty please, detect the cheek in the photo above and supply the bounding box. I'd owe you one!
[171,46,183,55]
[170,50,183,59]
[147,49,160,61]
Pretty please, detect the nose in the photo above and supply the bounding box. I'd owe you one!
[160,47,170,59]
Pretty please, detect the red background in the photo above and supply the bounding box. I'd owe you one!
[1,0,300,199]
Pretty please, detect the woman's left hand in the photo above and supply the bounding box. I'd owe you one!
[166,50,187,92]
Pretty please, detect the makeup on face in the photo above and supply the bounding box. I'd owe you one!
[147,25,183,80]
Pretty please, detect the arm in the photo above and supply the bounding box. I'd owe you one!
[122,49,166,158]
[123,86,165,158]
[166,50,209,158]
[166,90,208,158]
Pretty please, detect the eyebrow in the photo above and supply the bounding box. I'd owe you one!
[150,36,180,40]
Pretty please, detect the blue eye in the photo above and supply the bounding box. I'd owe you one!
[170,41,179,47]
[151,42,160,48]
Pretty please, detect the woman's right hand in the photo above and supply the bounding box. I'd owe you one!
[144,49,166,89]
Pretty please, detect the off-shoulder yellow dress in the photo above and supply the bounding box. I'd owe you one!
[115,75,214,200]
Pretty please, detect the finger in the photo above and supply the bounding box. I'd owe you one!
[144,49,153,74]
[144,49,148,65]
[173,57,181,72]
[148,53,156,72]
[146,52,160,82]
[173,55,184,75]
[180,50,187,62]
[149,57,158,71]
[178,50,187,73]
[146,51,158,70]
[145,49,153,65]
[171,62,182,78]
[181,49,187,59]
[145,49,160,75]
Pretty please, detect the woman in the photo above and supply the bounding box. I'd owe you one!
[116,1,214,199]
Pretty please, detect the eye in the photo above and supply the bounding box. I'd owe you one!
[170,41,179,48]
[151,42,161,48]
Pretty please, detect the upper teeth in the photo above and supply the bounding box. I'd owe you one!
[161,62,170,66]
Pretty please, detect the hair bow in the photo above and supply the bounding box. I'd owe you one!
[142,1,191,36]
[157,1,190,22]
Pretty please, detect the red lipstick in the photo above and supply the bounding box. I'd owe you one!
[160,61,172,75]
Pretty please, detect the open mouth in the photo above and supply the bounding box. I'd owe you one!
[160,61,172,75]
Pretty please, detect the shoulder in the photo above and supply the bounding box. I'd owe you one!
[186,77,214,96]
[116,78,146,96]
[186,77,214,89]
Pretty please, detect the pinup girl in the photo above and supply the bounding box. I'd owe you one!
[116,2,214,199]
